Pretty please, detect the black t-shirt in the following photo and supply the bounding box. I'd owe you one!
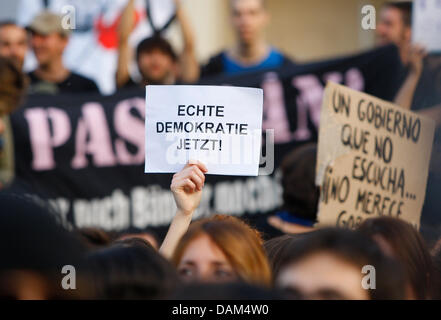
[121,77,182,89]
[122,77,141,89]
[28,71,100,95]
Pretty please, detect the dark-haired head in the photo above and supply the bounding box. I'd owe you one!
[358,217,434,299]
[376,1,413,60]
[170,281,285,300]
[274,228,407,300]
[0,193,88,299]
[77,227,112,250]
[264,234,308,278]
[136,36,177,62]
[86,241,178,299]
[135,36,178,85]
[383,1,412,27]
[116,227,160,250]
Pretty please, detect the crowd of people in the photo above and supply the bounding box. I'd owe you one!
[1,159,440,300]
[0,0,440,300]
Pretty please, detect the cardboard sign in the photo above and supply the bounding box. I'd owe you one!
[315,82,435,228]
[412,0,441,52]
[145,85,263,176]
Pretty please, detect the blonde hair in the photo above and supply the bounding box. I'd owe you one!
[171,215,272,287]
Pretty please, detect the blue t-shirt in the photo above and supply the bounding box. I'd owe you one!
[221,48,285,75]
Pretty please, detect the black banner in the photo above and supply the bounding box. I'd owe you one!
[9,45,403,233]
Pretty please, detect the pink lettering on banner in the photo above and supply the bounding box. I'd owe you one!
[324,71,343,84]
[114,98,145,165]
[345,68,365,91]
[71,103,117,169]
[23,69,364,171]
[290,68,364,142]
[24,107,71,171]
[261,72,293,144]
[292,74,323,140]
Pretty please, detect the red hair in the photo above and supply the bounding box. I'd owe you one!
[171,215,272,287]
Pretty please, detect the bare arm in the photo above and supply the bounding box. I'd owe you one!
[394,73,421,110]
[174,0,200,83]
[159,160,208,258]
[394,45,427,110]
[116,0,136,89]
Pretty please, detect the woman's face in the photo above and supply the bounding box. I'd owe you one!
[177,234,238,283]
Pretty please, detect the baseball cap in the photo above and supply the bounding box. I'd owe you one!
[27,11,71,37]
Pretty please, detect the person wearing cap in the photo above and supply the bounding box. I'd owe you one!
[27,11,99,95]
[115,0,199,88]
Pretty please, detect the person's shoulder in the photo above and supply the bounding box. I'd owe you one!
[270,47,295,66]
[68,72,100,91]
[201,51,227,78]
[207,51,227,62]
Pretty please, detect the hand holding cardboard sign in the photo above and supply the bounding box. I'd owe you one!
[171,160,208,216]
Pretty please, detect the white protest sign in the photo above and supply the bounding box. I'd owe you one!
[315,82,435,229]
[412,0,441,52]
[145,85,263,176]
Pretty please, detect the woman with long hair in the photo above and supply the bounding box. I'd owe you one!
[160,160,271,287]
